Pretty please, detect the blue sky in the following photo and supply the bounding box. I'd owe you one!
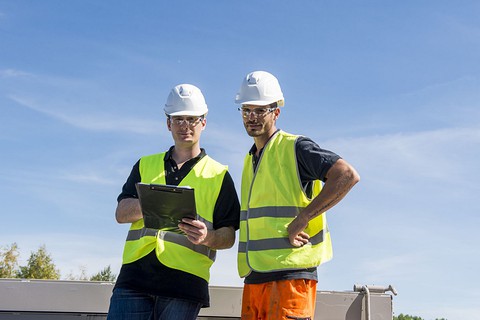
[1,1,479,319]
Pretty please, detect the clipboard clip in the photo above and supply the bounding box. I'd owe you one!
[150,185,182,193]
[149,185,192,193]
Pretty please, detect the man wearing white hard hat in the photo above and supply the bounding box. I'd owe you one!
[107,84,240,320]
[235,71,360,320]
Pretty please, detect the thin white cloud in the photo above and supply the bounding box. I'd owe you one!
[326,126,480,186]
[401,75,479,98]
[0,68,33,78]
[9,94,162,135]
[0,68,98,89]
[61,172,118,186]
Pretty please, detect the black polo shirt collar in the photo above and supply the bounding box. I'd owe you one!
[163,146,206,185]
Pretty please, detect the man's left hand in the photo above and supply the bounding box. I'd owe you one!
[287,215,310,247]
[178,218,209,245]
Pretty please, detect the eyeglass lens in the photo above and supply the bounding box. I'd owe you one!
[239,107,275,118]
[171,117,203,126]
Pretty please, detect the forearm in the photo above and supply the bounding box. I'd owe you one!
[203,226,236,250]
[115,198,143,223]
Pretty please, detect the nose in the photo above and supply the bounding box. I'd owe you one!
[178,120,189,127]
[247,111,258,120]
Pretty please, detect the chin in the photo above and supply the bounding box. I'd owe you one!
[247,130,262,137]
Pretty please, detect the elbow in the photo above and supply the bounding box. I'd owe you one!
[333,159,360,187]
[225,237,236,249]
[346,167,360,191]
[115,205,127,224]
[216,227,236,250]
[220,229,236,250]
[115,198,140,224]
[115,208,123,224]
[351,168,360,186]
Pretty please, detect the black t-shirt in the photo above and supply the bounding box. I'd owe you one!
[245,133,341,284]
[114,147,240,307]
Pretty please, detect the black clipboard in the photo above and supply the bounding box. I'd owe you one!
[135,183,197,231]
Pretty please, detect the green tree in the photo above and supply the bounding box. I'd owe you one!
[16,245,60,279]
[0,243,20,278]
[90,265,116,281]
[394,314,447,320]
[394,314,424,320]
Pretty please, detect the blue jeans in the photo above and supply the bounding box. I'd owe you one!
[107,287,202,320]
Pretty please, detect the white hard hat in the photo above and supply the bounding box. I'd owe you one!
[235,71,285,107]
[164,84,208,116]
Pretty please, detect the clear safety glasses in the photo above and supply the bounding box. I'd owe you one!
[169,116,204,127]
[238,107,277,119]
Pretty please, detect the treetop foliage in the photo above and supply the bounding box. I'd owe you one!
[16,245,60,280]
[0,243,116,281]
[0,243,19,278]
[394,313,447,320]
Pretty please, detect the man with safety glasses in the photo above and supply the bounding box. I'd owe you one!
[107,84,240,320]
[235,71,360,320]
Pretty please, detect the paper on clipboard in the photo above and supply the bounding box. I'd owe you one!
[135,183,197,231]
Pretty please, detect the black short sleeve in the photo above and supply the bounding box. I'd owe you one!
[117,159,141,202]
[296,136,341,184]
[212,171,240,230]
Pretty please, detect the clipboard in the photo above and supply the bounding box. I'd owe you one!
[135,183,197,231]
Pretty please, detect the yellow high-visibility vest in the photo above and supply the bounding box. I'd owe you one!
[122,152,227,282]
[238,131,333,277]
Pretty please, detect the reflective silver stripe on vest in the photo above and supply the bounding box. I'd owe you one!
[240,206,301,220]
[126,228,216,261]
[126,228,158,240]
[238,230,325,253]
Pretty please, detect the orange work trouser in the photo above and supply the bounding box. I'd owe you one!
[241,279,317,320]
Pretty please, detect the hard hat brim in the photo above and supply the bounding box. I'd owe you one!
[165,109,208,117]
[236,99,284,107]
